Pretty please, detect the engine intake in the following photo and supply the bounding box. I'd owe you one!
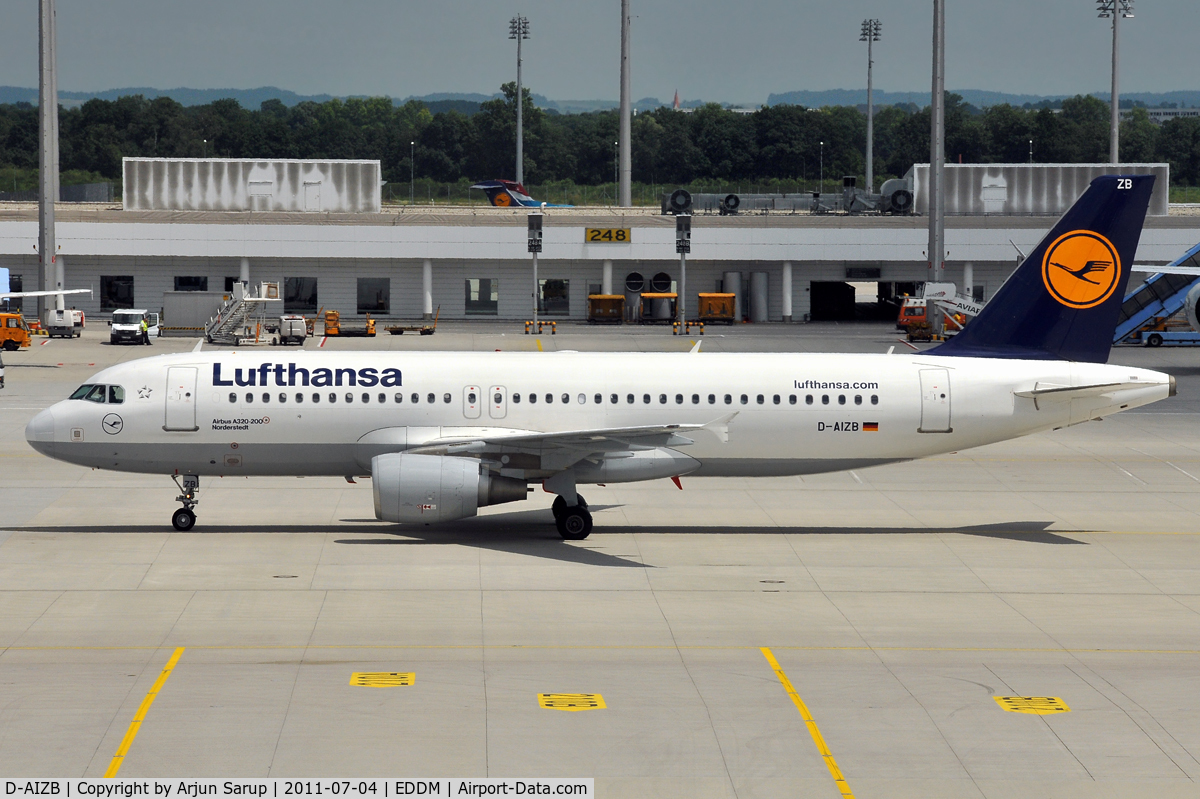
[372,453,527,523]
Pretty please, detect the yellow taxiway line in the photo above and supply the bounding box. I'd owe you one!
[761,646,855,798]
[104,647,184,778]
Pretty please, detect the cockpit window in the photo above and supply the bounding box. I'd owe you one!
[70,384,95,400]
[83,385,107,404]
[108,386,125,404]
[71,384,124,403]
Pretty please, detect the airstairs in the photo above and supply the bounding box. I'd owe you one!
[205,282,282,345]
[1114,242,1200,345]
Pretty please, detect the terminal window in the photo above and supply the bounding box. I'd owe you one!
[100,276,134,311]
[465,278,499,315]
[285,278,318,313]
[358,278,389,314]
[174,276,208,292]
[539,279,569,316]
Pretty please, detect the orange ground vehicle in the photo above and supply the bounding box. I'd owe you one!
[896,297,926,329]
[0,313,32,350]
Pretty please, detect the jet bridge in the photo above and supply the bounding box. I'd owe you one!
[1114,241,1200,345]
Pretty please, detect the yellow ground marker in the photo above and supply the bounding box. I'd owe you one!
[538,693,605,711]
[350,672,414,687]
[995,696,1070,715]
[761,647,855,799]
[104,647,184,778]
[535,339,544,352]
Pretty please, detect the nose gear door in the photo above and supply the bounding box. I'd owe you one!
[164,367,199,431]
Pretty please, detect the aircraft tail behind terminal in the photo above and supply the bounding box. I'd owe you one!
[931,174,1154,363]
[470,180,571,208]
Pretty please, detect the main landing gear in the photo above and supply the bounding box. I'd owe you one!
[552,493,591,540]
[171,474,199,531]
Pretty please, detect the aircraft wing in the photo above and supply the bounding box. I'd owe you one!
[408,414,736,470]
[0,288,91,300]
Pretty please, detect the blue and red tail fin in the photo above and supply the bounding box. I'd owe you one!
[930,174,1154,363]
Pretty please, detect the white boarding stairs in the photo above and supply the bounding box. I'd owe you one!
[205,282,282,344]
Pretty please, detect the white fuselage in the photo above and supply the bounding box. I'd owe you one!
[26,350,1172,481]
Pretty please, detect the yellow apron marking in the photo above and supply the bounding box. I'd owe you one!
[995,696,1070,715]
[535,339,543,352]
[762,647,855,799]
[104,647,184,778]
[538,693,605,711]
[350,671,414,687]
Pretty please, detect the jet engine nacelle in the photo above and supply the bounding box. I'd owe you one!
[372,453,527,523]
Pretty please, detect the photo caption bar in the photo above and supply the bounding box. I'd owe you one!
[2,780,594,799]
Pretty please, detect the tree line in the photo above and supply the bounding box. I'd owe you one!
[0,84,1197,201]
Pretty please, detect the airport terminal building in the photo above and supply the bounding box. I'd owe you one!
[0,159,1197,324]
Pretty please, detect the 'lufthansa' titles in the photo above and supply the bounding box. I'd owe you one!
[212,363,402,388]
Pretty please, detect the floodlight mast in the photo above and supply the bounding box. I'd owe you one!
[38,0,62,320]
[928,0,946,335]
[1097,0,1134,166]
[860,19,881,194]
[510,15,531,185]
[618,0,632,207]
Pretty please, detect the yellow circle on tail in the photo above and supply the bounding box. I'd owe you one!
[1041,230,1122,309]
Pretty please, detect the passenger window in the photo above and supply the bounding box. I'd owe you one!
[692,394,699,404]
[740,394,748,405]
[659,394,667,404]
[109,386,125,404]
[513,393,521,403]
[296,393,304,403]
[84,385,106,404]
[346,393,354,403]
[854,395,862,405]
[279,393,287,403]
[724,394,732,404]
[627,394,634,404]
[529,393,537,404]
[562,393,570,404]
[643,394,651,404]
[545,393,553,404]
[806,395,813,405]
[246,393,254,403]
[756,394,764,404]
[610,394,619,404]
[838,395,846,405]
[329,393,337,403]
[821,395,829,405]
[708,394,715,404]
[363,393,370,403]
[871,395,879,405]
[676,394,684,404]
[262,393,270,403]
[412,393,419,403]
[594,393,602,404]
[395,393,403,403]
[312,393,320,403]
[772,395,780,405]
[443,393,451,404]
[578,393,586,404]
[379,393,385,403]
[789,395,797,405]
[229,393,237,403]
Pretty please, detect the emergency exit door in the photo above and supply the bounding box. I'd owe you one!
[164,367,199,431]
[918,368,952,433]
[463,385,481,419]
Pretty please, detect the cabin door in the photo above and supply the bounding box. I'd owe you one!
[164,367,199,431]
[918,368,952,433]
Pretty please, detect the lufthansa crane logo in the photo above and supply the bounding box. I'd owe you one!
[102,413,123,435]
[1041,230,1122,309]
[493,191,513,207]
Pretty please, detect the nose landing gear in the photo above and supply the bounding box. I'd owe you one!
[171,474,200,531]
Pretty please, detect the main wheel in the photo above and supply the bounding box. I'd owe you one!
[171,507,196,531]
[556,507,592,540]
[551,493,588,519]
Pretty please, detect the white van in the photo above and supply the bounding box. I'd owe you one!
[109,310,159,345]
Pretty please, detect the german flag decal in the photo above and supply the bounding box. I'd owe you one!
[863,422,879,432]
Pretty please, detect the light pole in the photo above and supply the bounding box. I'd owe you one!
[613,140,619,205]
[618,0,632,206]
[819,141,824,193]
[202,138,207,157]
[510,15,530,184]
[1029,139,1033,163]
[929,0,946,336]
[860,19,881,193]
[410,141,414,205]
[1097,0,1134,165]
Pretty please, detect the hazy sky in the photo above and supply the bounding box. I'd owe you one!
[2,1,1195,104]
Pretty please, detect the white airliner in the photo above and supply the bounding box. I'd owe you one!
[25,176,1173,538]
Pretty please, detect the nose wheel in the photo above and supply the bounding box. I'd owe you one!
[170,473,200,531]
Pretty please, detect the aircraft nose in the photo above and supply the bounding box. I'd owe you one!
[25,406,56,456]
